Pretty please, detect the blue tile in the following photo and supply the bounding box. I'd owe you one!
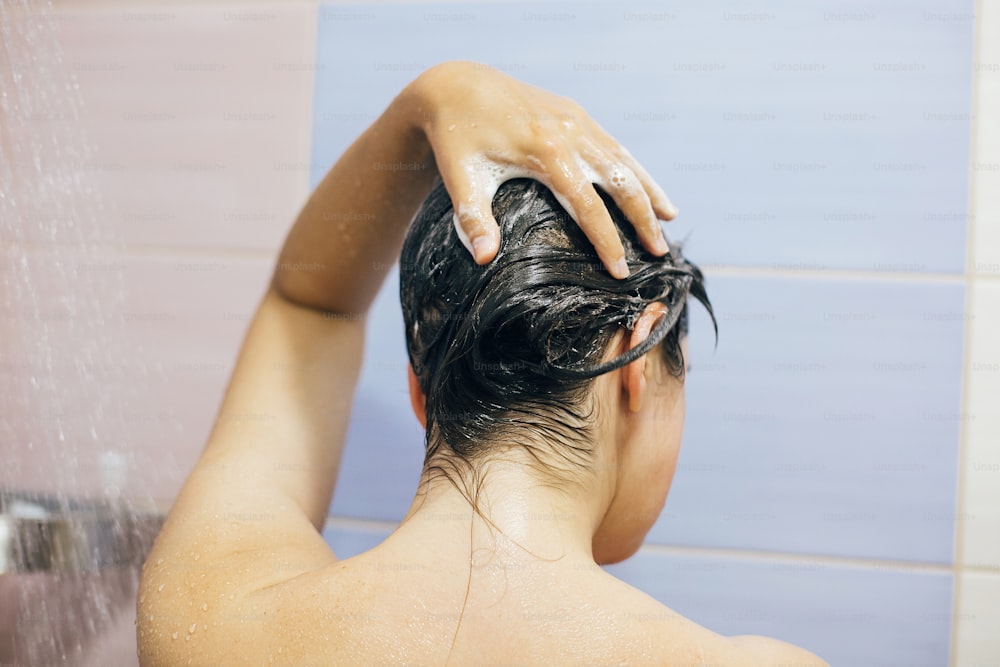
[650,273,964,563]
[312,0,971,273]
[329,267,426,521]
[605,550,954,667]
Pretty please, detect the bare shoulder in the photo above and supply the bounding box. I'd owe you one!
[598,574,828,666]
[726,634,830,666]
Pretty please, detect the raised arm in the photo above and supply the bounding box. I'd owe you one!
[276,62,679,316]
[138,61,677,665]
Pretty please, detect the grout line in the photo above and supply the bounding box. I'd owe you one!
[949,2,985,665]
[951,292,975,663]
[49,0,318,11]
[120,244,279,260]
[959,563,1000,576]
[0,240,279,261]
[702,264,968,285]
[322,514,990,575]
[6,239,1000,283]
[636,542,955,575]
[302,0,321,209]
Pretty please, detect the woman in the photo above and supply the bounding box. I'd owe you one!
[137,62,827,666]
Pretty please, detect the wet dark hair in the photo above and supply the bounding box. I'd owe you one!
[400,179,714,485]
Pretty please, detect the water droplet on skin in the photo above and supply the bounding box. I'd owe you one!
[447,123,456,132]
[202,603,208,612]
[192,552,200,561]
[189,623,197,634]
[172,632,178,640]
[148,614,154,622]
[156,558,164,566]
[157,584,164,592]
[186,635,191,641]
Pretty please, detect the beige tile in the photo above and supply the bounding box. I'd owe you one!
[6,2,316,251]
[960,279,1000,570]
[970,0,1000,276]
[953,571,1000,666]
[0,250,273,504]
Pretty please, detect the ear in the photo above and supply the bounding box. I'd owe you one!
[623,302,668,413]
[407,364,427,429]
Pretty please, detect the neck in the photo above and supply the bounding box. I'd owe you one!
[396,453,611,567]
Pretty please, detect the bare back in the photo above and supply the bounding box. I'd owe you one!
[140,527,824,666]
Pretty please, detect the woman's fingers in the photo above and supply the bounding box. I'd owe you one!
[440,148,672,273]
[545,153,630,279]
[595,158,669,257]
[438,164,501,264]
[623,149,679,221]
[418,65,677,275]
[582,116,679,221]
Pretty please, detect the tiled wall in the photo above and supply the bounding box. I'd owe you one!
[3,1,996,665]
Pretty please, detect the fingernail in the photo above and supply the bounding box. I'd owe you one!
[452,213,473,254]
[612,257,630,278]
[472,236,492,262]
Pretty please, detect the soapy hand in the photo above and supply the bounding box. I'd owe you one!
[404,61,678,279]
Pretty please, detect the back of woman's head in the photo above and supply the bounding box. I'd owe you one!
[400,179,713,485]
